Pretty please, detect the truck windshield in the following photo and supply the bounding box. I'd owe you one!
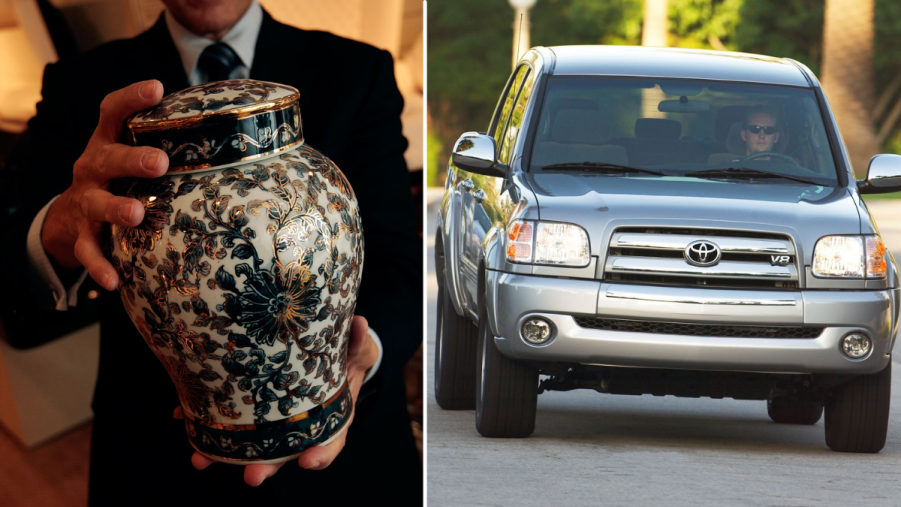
[528,76,839,187]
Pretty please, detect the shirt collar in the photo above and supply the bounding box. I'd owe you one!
[164,0,263,82]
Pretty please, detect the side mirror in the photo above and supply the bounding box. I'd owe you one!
[451,132,508,178]
[857,154,901,194]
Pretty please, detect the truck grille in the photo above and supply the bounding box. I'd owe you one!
[604,227,799,290]
[573,317,823,339]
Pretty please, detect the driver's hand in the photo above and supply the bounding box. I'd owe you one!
[41,80,169,289]
[173,315,378,486]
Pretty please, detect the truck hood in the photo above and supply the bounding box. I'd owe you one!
[523,173,861,262]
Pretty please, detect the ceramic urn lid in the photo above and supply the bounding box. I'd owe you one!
[126,80,303,172]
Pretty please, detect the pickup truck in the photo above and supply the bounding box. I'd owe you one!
[435,45,901,453]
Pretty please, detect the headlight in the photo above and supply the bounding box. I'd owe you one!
[535,222,590,266]
[812,235,886,279]
[506,220,590,267]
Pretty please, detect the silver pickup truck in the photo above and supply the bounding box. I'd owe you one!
[435,46,901,453]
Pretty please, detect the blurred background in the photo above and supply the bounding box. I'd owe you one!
[2,0,423,170]
[427,0,901,187]
[0,1,422,505]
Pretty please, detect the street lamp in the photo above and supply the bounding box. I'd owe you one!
[508,0,537,69]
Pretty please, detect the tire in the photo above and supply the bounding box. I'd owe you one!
[824,361,891,453]
[767,395,823,425]
[433,243,477,410]
[475,299,538,438]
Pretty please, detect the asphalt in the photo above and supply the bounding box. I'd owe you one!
[426,191,901,506]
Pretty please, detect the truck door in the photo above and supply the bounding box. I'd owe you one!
[460,64,537,313]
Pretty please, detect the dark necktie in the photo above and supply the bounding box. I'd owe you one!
[197,42,241,83]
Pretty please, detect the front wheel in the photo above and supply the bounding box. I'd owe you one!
[433,242,477,410]
[824,361,891,453]
[475,300,538,438]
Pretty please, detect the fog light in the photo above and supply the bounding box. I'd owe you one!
[522,319,552,344]
[841,333,871,359]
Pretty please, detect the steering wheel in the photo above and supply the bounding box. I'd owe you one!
[740,151,801,166]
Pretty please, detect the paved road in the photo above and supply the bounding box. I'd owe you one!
[426,192,901,506]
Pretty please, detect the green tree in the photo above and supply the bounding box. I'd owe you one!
[669,0,742,49]
[427,0,645,184]
[540,0,643,46]
[733,0,824,73]
[428,0,511,141]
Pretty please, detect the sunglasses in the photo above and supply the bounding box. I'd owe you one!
[745,125,778,135]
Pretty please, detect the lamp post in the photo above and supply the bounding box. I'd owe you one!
[508,0,537,69]
[642,0,668,47]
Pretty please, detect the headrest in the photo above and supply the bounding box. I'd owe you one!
[552,109,611,145]
[715,105,749,142]
[635,118,681,139]
[725,122,746,154]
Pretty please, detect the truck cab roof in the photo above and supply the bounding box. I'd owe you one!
[544,46,814,88]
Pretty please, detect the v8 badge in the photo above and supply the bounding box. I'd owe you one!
[771,255,791,266]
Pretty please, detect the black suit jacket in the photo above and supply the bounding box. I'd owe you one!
[1,12,421,506]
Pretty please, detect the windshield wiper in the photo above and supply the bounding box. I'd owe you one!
[542,162,666,176]
[684,167,822,186]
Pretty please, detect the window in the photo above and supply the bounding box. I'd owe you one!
[490,65,530,148]
[528,76,839,187]
[498,68,537,164]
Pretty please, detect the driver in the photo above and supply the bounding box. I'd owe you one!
[740,105,781,158]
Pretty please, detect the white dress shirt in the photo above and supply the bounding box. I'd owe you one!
[26,0,382,382]
[165,1,262,86]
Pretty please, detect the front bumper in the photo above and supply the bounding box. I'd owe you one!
[488,272,899,374]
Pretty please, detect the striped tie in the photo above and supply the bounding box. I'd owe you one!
[198,43,241,83]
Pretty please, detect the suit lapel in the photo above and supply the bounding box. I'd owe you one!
[250,11,326,146]
[250,10,315,95]
[134,14,190,94]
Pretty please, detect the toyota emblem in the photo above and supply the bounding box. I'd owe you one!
[684,240,721,267]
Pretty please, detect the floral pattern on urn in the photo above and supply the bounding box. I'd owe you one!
[110,80,363,463]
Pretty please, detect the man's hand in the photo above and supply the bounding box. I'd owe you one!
[42,80,169,290]
[173,315,379,486]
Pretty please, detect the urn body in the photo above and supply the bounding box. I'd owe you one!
[109,80,363,463]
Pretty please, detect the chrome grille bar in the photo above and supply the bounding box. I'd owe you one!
[604,289,798,306]
[611,233,794,255]
[606,257,796,279]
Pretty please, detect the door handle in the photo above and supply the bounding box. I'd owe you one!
[459,178,474,191]
[472,189,487,203]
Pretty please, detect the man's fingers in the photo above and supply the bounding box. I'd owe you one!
[191,457,289,486]
[347,315,369,357]
[191,452,215,471]
[73,226,117,290]
[347,316,378,375]
[343,315,376,430]
[80,143,168,182]
[296,418,351,471]
[310,434,347,469]
[92,80,164,143]
[345,317,378,402]
[81,188,146,228]
[244,462,286,487]
[172,406,184,419]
